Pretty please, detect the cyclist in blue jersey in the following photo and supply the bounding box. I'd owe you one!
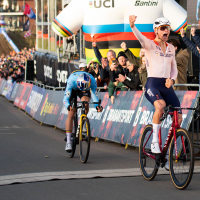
[63,63,103,151]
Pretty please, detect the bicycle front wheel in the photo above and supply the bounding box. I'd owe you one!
[79,117,91,163]
[169,128,194,190]
[139,124,158,181]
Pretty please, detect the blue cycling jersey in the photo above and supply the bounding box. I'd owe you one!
[63,71,99,108]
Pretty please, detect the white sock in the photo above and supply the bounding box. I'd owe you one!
[66,132,72,143]
[152,123,161,143]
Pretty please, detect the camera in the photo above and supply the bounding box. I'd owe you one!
[91,62,98,69]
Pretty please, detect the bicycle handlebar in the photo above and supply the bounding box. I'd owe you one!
[160,105,200,122]
[71,99,101,110]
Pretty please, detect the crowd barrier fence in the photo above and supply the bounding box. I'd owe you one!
[0,78,200,156]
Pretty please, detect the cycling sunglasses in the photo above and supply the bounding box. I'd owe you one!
[159,25,171,31]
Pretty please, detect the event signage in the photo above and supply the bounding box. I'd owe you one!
[56,90,199,146]
[5,81,16,100]
[9,83,20,102]
[42,91,64,125]
[25,85,46,118]
[52,0,187,62]
[18,83,33,110]
[33,90,55,123]
[33,52,78,87]
[0,79,7,95]
[0,79,199,147]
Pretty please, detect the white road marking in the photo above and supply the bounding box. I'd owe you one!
[0,126,27,129]
[0,166,200,186]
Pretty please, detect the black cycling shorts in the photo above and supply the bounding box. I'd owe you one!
[69,89,91,106]
[145,77,181,114]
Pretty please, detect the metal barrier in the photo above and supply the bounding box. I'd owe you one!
[44,85,55,90]
[24,80,200,154]
[25,80,45,88]
[55,87,65,91]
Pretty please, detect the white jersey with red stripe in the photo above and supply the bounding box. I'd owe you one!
[132,26,178,80]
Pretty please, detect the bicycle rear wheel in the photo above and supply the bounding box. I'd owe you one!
[139,124,158,180]
[79,117,91,163]
[169,128,194,190]
[68,114,77,158]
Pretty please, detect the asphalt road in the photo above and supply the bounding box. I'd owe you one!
[0,96,200,199]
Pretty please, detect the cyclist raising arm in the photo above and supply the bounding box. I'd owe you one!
[129,15,182,162]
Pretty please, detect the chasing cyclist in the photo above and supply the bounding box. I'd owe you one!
[63,63,103,152]
[129,15,182,168]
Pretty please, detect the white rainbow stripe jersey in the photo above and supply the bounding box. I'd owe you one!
[52,0,187,61]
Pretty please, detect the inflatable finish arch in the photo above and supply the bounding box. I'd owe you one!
[52,0,187,62]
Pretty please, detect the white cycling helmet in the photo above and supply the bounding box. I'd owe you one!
[153,17,171,29]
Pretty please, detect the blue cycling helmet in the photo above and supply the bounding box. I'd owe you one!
[77,73,91,91]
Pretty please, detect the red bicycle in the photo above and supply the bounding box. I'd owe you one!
[139,105,198,190]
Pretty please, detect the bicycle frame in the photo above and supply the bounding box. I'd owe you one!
[143,110,185,161]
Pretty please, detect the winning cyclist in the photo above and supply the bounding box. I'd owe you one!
[129,15,182,167]
[63,64,103,151]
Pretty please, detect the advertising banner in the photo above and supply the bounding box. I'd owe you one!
[42,91,64,125]
[125,90,199,146]
[2,79,14,99]
[14,82,26,107]
[2,79,11,96]
[9,83,20,102]
[0,79,7,95]
[34,51,78,87]
[0,78,3,87]
[56,90,143,142]
[33,90,55,123]
[25,85,46,118]
[56,90,199,147]
[5,81,16,100]
[18,83,33,110]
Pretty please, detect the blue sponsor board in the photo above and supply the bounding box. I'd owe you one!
[55,90,199,147]
[0,79,6,95]
[126,90,199,147]
[9,83,20,102]
[25,85,46,118]
[5,81,16,100]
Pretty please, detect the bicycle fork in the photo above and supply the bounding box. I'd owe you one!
[79,114,87,141]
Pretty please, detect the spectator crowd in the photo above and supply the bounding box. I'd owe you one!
[1,27,199,106]
[0,47,34,83]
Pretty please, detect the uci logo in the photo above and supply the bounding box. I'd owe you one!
[90,0,114,8]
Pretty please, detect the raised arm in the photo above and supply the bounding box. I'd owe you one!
[121,42,140,67]
[180,28,200,58]
[191,27,200,48]
[92,42,102,63]
[129,15,151,50]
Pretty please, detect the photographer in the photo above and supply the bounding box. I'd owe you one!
[85,59,100,79]
[116,60,140,91]
[108,58,126,103]
[85,59,109,88]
